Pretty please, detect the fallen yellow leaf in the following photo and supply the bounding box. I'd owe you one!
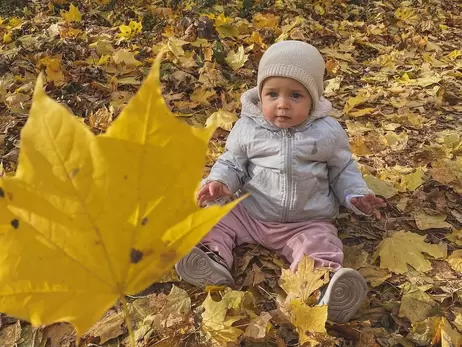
[408,316,462,347]
[399,167,425,191]
[252,13,280,30]
[399,283,439,324]
[363,174,398,198]
[60,4,82,22]
[117,21,142,39]
[414,212,452,230]
[112,49,141,66]
[350,137,373,156]
[348,107,375,117]
[447,250,462,272]
[279,255,330,304]
[358,266,391,287]
[225,46,249,71]
[343,91,370,114]
[372,231,447,274]
[190,87,216,105]
[201,290,248,345]
[0,51,237,336]
[385,131,409,151]
[205,109,238,131]
[288,298,328,346]
[446,229,462,247]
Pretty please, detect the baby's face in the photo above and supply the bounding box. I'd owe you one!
[260,77,312,129]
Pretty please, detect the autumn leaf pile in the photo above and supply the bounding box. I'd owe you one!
[0,0,461,346]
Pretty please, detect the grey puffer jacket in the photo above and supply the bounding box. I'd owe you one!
[205,87,372,222]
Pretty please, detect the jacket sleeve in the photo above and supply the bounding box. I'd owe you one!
[202,118,249,194]
[326,119,373,206]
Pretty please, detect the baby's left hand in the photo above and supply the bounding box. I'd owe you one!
[350,194,386,219]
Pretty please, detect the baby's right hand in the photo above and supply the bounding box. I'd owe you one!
[197,181,232,207]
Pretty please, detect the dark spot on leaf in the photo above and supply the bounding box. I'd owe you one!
[124,175,128,180]
[141,217,148,226]
[0,187,4,198]
[130,248,143,264]
[71,168,80,178]
[10,219,19,229]
[7,192,13,201]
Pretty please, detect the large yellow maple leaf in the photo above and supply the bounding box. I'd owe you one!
[0,51,237,336]
[372,231,447,274]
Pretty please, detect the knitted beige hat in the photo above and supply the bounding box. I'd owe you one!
[257,40,326,114]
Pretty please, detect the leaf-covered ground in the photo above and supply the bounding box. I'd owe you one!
[0,0,461,346]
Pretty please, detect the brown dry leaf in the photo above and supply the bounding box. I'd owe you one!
[0,320,21,347]
[431,157,462,194]
[279,255,330,304]
[414,212,452,230]
[343,245,368,270]
[150,285,191,331]
[358,266,391,288]
[243,312,272,342]
[85,311,125,344]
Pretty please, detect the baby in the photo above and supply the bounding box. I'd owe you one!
[176,40,385,323]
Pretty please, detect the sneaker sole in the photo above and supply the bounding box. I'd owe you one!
[319,268,368,323]
[175,247,235,288]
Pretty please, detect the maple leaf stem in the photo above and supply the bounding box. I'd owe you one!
[121,295,136,347]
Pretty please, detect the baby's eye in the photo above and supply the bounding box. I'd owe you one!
[292,93,302,99]
[267,91,278,98]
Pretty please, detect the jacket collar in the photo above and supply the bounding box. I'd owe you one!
[240,87,333,132]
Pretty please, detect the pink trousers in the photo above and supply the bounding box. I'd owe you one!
[201,204,344,272]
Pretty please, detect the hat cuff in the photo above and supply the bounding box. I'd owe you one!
[257,64,321,112]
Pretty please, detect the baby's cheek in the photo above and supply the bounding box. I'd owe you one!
[261,105,273,119]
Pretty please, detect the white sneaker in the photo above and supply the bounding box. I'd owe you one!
[175,247,235,288]
[318,268,368,323]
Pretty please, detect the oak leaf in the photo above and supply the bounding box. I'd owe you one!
[0,51,237,336]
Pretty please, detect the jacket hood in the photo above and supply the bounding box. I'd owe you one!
[239,87,333,131]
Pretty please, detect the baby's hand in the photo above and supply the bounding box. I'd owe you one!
[350,194,386,219]
[197,181,232,207]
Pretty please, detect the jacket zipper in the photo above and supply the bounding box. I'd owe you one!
[282,129,293,222]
